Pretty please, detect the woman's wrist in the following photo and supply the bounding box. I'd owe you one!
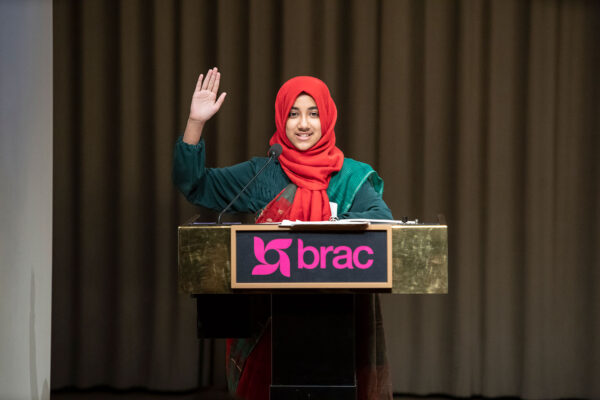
[183,118,205,145]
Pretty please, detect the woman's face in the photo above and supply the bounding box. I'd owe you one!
[285,94,322,151]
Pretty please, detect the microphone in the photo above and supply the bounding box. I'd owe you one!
[217,143,283,224]
[268,142,283,158]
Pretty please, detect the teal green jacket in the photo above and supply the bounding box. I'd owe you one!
[173,137,393,220]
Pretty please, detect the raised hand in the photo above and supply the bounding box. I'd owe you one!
[189,67,227,123]
[183,67,227,144]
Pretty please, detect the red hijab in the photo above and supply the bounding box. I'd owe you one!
[269,76,344,221]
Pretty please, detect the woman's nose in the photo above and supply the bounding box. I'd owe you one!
[298,114,309,129]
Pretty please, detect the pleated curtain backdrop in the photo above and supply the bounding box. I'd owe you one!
[52,0,600,398]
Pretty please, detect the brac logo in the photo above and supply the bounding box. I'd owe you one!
[252,237,293,277]
[251,237,374,278]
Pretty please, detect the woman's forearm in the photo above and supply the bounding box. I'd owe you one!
[182,118,205,145]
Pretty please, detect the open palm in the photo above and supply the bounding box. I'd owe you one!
[189,67,227,123]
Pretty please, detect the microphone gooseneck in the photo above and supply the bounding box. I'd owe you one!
[217,143,283,225]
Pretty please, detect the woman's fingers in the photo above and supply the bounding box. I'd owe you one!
[215,92,227,110]
[213,71,221,93]
[201,68,212,90]
[207,67,218,92]
[195,68,222,104]
[195,73,204,92]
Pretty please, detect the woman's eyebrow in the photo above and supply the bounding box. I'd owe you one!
[289,106,318,110]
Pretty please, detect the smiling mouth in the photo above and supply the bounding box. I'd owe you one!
[295,132,313,139]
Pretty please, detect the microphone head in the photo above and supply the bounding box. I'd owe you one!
[268,143,283,159]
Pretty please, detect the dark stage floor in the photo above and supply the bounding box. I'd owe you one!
[53,388,229,399]
[51,387,506,400]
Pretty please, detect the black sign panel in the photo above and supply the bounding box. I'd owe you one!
[231,226,392,288]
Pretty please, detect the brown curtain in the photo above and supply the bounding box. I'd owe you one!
[52,0,600,398]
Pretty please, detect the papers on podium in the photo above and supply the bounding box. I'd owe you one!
[278,218,415,229]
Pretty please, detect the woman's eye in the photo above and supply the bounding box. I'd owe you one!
[310,111,319,117]
[289,111,298,117]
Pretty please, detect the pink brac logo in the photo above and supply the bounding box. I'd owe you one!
[251,237,293,277]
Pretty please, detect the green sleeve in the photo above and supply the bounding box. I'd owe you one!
[172,137,268,213]
[339,180,393,220]
[328,158,390,217]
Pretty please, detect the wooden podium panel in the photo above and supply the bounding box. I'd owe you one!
[178,220,447,294]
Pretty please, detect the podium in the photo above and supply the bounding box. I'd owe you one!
[178,218,447,398]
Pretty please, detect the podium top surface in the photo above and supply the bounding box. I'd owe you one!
[178,220,448,294]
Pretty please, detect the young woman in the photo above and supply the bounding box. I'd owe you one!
[173,67,393,399]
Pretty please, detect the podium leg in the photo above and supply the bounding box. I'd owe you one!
[271,294,356,399]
